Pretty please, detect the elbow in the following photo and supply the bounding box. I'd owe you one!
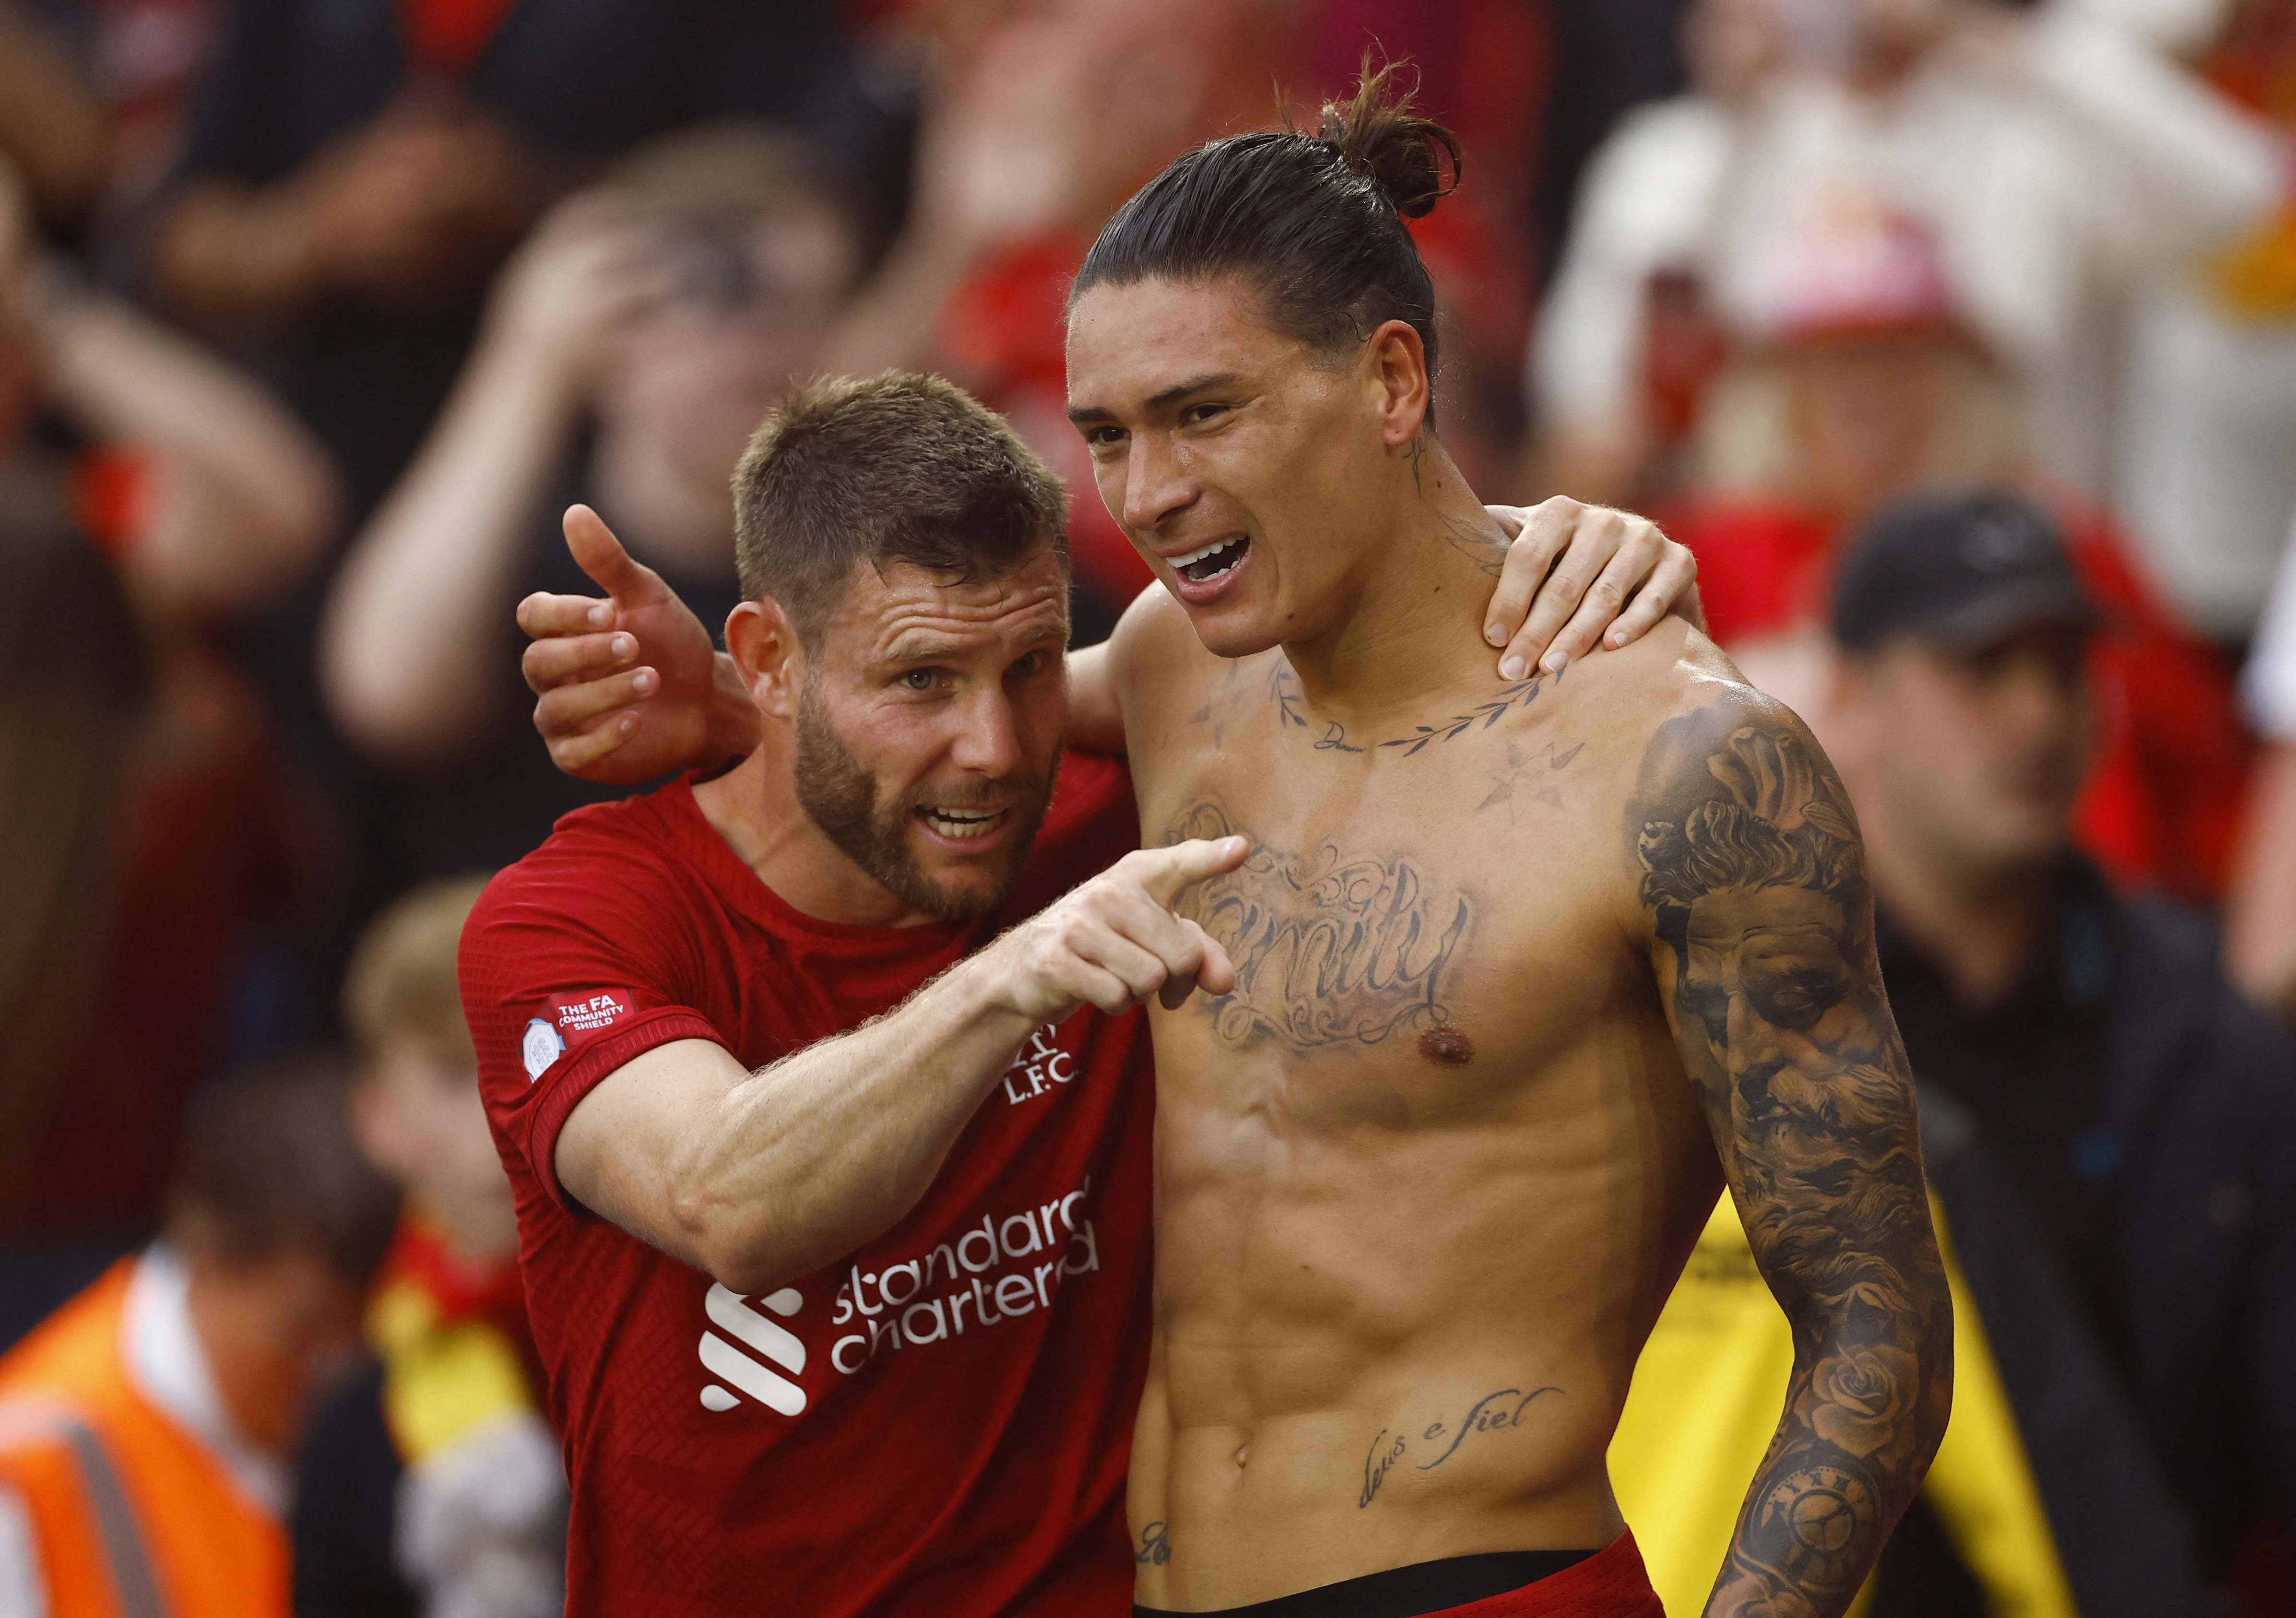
[667,1176,807,1299]
[679,1212,803,1299]
[317,592,492,769]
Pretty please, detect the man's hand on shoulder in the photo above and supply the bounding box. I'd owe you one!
[1629,687,1951,1618]
[1483,497,1703,680]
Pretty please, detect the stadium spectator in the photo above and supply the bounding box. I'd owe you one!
[814,0,1292,632]
[319,124,863,877]
[0,144,341,1338]
[1562,181,2251,901]
[0,1060,401,1618]
[144,0,896,516]
[137,0,906,1046]
[1611,489,2296,1617]
[2117,0,2296,647]
[293,876,564,1618]
[1529,0,2280,511]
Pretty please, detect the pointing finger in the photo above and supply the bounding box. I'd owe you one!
[1133,836,1250,909]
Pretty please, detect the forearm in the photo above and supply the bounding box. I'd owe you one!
[322,335,578,764]
[25,266,341,616]
[666,951,1040,1291]
[148,179,324,331]
[1705,1300,1951,1617]
[2018,7,2280,253]
[814,220,988,381]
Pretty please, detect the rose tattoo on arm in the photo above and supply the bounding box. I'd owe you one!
[1632,701,1952,1618]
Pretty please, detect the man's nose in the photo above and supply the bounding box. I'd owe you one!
[1123,435,1198,534]
[949,683,1025,778]
[1997,649,2090,746]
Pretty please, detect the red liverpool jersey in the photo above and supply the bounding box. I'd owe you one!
[459,753,1151,1617]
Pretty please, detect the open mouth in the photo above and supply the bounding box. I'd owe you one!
[1169,535,1250,584]
[915,806,1005,842]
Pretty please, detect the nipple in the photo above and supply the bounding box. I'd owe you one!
[1418,1025,1475,1067]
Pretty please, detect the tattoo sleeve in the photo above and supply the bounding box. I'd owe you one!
[1630,700,1952,1618]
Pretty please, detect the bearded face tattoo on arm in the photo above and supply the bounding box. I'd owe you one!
[1632,704,1952,1618]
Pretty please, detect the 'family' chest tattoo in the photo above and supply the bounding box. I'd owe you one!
[1163,802,1472,1052]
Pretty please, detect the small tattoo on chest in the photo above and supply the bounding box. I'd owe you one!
[1261,660,1552,757]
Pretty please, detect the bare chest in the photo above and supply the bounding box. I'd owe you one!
[1129,660,1639,1113]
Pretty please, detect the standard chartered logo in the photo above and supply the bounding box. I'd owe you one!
[697,1285,806,1416]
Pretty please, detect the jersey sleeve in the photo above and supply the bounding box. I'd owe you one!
[459,824,723,1214]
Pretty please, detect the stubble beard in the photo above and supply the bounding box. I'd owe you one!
[793,680,1060,921]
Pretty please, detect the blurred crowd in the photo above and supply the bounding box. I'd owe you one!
[1,0,2296,1613]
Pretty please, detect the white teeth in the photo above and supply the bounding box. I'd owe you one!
[922,809,1000,840]
[1169,536,1241,569]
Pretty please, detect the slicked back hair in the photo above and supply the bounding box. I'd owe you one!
[732,372,1069,647]
[1070,57,1462,423]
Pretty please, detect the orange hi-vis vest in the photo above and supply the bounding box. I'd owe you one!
[0,1260,286,1618]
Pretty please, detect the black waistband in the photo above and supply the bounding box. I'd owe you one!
[1132,1547,1599,1618]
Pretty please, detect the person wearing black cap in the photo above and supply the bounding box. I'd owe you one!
[1823,487,2296,1613]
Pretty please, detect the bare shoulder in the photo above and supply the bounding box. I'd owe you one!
[1106,581,1249,727]
[1537,618,1857,914]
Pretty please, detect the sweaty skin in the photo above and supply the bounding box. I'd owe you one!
[1079,276,1947,1615]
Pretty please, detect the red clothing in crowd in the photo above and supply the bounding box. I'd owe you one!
[1664,496,2251,902]
[459,754,1153,1618]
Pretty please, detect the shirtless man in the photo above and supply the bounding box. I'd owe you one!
[522,73,1949,1618]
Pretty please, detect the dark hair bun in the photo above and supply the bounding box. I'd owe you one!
[1316,57,1462,221]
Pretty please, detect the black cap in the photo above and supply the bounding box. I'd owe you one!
[1830,488,2098,653]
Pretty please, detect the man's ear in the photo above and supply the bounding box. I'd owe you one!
[1365,319,1432,449]
[726,598,805,720]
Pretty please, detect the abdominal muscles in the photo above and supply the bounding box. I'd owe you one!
[1133,1043,1699,1609]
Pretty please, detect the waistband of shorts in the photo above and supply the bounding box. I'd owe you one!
[1132,1530,1663,1618]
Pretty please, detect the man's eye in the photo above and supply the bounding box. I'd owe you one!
[1751,969,1847,1033]
[1011,651,1043,678]
[902,669,937,692]
[1086,426,1126,449]
[1183,403,1229,426]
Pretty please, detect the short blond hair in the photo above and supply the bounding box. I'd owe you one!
[342,875,491,1064]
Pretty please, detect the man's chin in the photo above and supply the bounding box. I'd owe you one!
[890,849,1025,921]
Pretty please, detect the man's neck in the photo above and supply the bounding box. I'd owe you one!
[1867,832,2059,1010]
[1278,443,1513,737]
[691,743,942,929]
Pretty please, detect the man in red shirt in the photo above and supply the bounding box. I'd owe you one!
[468,369,1693,1617]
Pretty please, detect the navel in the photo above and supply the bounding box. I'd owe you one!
[1418,1025,1475,1067]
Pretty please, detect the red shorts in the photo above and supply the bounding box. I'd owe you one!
[1425,1533,1664,1617]
[1134,1532,1664,1618]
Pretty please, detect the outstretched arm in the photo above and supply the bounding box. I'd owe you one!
[556,837,1244,1292]
[521,497,1701,775]
[1629,692,1951,1618]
